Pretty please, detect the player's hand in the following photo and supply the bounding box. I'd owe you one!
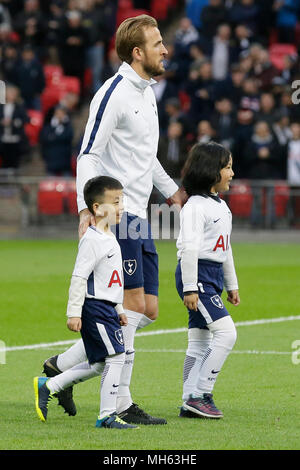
[184,293,199,311]
[67,317,82,332]
[78,208,95,239]
[119,314,128,326]
[227,290,240,306]
[167,187,188,209]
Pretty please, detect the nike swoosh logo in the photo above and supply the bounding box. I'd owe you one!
[107,253,115,258]
[126,350,135,355]
[213,218,220,223]
[134,110,139,114]
[112,384,119,388]
[211,370,220,374]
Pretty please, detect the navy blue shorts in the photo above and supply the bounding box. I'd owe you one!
[175,259,229,329]
[113,213,159,296]
[81,298,125,364]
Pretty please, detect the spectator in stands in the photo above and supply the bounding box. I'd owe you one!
[44,0,64,48]
[200,0,228,39]
[272,109,292,179]
[228,0,260,35]
[184,59,216,130]
[280,53,299,84]
[280,86,300,123]
[0,42,19,85]
[13,0,46,58]
[255,92,277,127]
[273,0,300,44]
[252,48,280,92]
[101,48,121,83]
[57,9,90,99]
[210,23,233,81]
[40,104,74,176]
[0,84,29,170]
[233,24,253,60]
[162,97,190,138]
[196,119,216,144]
[287,122,300,225]
[152,74,178,134]
[232,105,255,177]
[216,63,246,106]
[173,17,200,82]
[0,2,11,31]
[157,121,188,179]
[15,44,45,110]
[245,120,282,180]
[82,0,114,94]
[245,120,282,227]
[240,77,260,113]
[211,97,236,150]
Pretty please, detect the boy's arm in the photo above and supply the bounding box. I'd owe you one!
[115,303,128,326]
[66,275,87,332]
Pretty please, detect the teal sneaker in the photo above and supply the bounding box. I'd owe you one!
[96,413,139,429]
[33,376,53,422]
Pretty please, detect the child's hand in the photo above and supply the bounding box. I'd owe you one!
[227,290,240,306]
[119,314,128,326]
[67,317,82,332]
[184,293,199,311]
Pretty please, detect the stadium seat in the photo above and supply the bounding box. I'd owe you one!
[59,76,81,95]
[228,182,253,217]
[24,110,44,146]
[150,0,170,20]
[41,86,62,114]
[269,43,297,71]
[117,8,150,26]
[37,179,67,215]
[65,179,78,215]
[274,183,290,217]
[43,65,64,87]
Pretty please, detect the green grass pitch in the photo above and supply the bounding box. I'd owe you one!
[0,239,300,450]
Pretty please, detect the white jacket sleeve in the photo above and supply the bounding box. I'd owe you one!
[152,157,179,199]
[180,203,205,292]
[76,92,121,213]
[223,245,239,291]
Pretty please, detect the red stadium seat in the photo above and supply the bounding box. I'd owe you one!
[24,110,44,146]
[150,0,170,20]
[37,179,67,215]
[117,8,150,26]
[59,76,81,95]
[65,179,78,215]
[43,65,64,87]
[274,183,290,217]
[228,182,253,217]
[269,43,297,71]
[41,86,62,114]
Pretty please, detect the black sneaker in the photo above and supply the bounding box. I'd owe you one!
[178,406,201,418]
[118,403,167,425]
[43,355,77,416]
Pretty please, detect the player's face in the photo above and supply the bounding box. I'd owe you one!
[213,156,234,193]
[94,189,124,225]
[140,27,168,78]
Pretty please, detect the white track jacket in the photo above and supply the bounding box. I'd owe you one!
[76,62,178,218]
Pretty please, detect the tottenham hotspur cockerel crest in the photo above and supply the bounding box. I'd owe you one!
[123,259,137,276]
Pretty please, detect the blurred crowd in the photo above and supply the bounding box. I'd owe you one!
[0,0,299,191]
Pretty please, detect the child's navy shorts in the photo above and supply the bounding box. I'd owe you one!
[113,212,159,296]
[81,298,125,364]
[175,259,229,329]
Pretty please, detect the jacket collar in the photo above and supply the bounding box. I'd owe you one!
[118,62,156,91]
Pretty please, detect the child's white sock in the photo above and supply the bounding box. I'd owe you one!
[100,353,125,419]
[56,339,87,371]
[47,361,104,393]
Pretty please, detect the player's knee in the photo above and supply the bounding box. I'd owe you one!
[144,294,158,320]
[209,316,237,350]
[124,289,146,314]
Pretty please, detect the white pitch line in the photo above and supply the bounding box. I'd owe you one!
[134,349,291,355]
[1,315,300,353]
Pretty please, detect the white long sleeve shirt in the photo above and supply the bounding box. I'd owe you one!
[176,195,238,293]
[76,62,178,218]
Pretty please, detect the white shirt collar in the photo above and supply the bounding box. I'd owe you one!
[118,62,156,91]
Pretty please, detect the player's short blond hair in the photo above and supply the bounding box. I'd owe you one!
[116,14,158,64]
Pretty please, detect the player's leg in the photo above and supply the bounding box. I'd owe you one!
[42,338,87,416]
[95,353,138,429]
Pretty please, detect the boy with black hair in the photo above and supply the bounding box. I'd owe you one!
[34,176,138,429]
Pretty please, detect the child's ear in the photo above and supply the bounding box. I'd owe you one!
[92,202,99,215]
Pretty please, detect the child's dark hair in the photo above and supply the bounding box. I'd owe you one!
[182,142,231,196]
[84,176,123,215]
